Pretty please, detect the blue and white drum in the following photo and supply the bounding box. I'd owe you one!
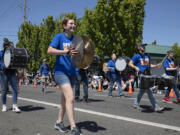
[115,57,130,71]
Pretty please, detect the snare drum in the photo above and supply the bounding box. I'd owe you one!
[140,75,157,89]
[161,75,174,87]
[115,57,130,71]
[3,47,29,69]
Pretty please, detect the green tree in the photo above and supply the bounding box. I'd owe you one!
[17,22,41,72]
[172,42,180,65]
[152,40,157,45]
[39,16,55,70]
[80,0,146,63]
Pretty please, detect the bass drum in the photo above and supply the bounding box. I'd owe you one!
[115,57,131,72]
[3,47,29,69]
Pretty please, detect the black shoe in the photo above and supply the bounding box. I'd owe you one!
[75,99,81,102]
[42,88,44,92]
[54,121,69,133]
[70,127,81,135]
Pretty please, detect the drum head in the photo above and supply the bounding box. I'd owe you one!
[115,58,126,71]
[71,35,84,67]
[3,49,11,68]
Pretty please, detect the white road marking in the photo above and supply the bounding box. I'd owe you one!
[6,95,180,132]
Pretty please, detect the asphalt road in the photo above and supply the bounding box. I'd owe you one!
[0,85,180,135]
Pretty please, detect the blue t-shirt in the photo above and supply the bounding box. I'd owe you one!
[40,64,50,76]
[163,58,175,75]
[49,33,76,76]
[107,59,116,77]
[131,53,150,73]
[0,51,4,69]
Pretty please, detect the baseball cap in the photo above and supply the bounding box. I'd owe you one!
[43,59,47,62]
[137,42,147,47]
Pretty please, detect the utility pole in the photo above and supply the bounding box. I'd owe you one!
[24,0,26,23]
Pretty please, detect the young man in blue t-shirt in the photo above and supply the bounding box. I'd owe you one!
[163,50,180,103]
[107,53,123,97]
[39,59,50,92]
[129,42,163,112]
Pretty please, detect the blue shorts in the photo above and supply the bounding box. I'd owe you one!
[54,74,75,88]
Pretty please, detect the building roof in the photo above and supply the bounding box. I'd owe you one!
[145,44,172,55]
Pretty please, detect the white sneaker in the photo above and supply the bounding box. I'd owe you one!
[2,105,7,112]
[12,104,21,113]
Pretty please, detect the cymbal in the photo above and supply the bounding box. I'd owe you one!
[78,36,95,69]
[71,35,84,67]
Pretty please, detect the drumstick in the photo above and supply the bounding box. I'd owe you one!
[158,54,168,68]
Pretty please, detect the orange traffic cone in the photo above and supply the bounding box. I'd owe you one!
[56,85,60,89]
[18,81,22,86]
[169,89,174,98]
[128,83,133,94]
[98,80,102,92]
[33,82,37,88]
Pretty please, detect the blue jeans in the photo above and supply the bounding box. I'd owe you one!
[133,74,160,109]
[0,71,18,105]
[134,88,160,109]
[108,75,122,96]
[75,72,88,100]
[165,80,180,98]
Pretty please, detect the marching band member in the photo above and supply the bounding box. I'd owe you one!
[74,67,89,103]
[0,38,21,113]
[129,42,163,112]
[39,59,50,93]
[47,18,81,135]
[107,53,123,97]
[163,50,180,103]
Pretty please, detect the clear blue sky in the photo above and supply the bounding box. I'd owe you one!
[0,0,180,50]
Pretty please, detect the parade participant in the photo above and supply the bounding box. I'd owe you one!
[107,53,123,97]
[39,59,50,92]
[74,67,88,103]
[129,42,163,112]
[163,50,180,103]
[47,18,81,135]
[0,38,21,113]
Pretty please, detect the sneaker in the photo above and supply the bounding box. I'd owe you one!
[75,99,81,102]
[154,107,164,112]
[54,121,68,133]
[70,127,81,135]
[12,105,21,113]
[82,99,88,103]
[163,97,173,103]
[2,105,7,112]
[132,104,141,110]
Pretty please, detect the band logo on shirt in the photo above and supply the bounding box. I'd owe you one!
[63,43,71,50]
[169,62,174,68]
[140,58,149,66]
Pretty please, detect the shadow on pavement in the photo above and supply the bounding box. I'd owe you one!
[88,98,105,103]
[19,105,45,112]
[67,121,106,133]
[140,105,173,113]
[44,90,56,94]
